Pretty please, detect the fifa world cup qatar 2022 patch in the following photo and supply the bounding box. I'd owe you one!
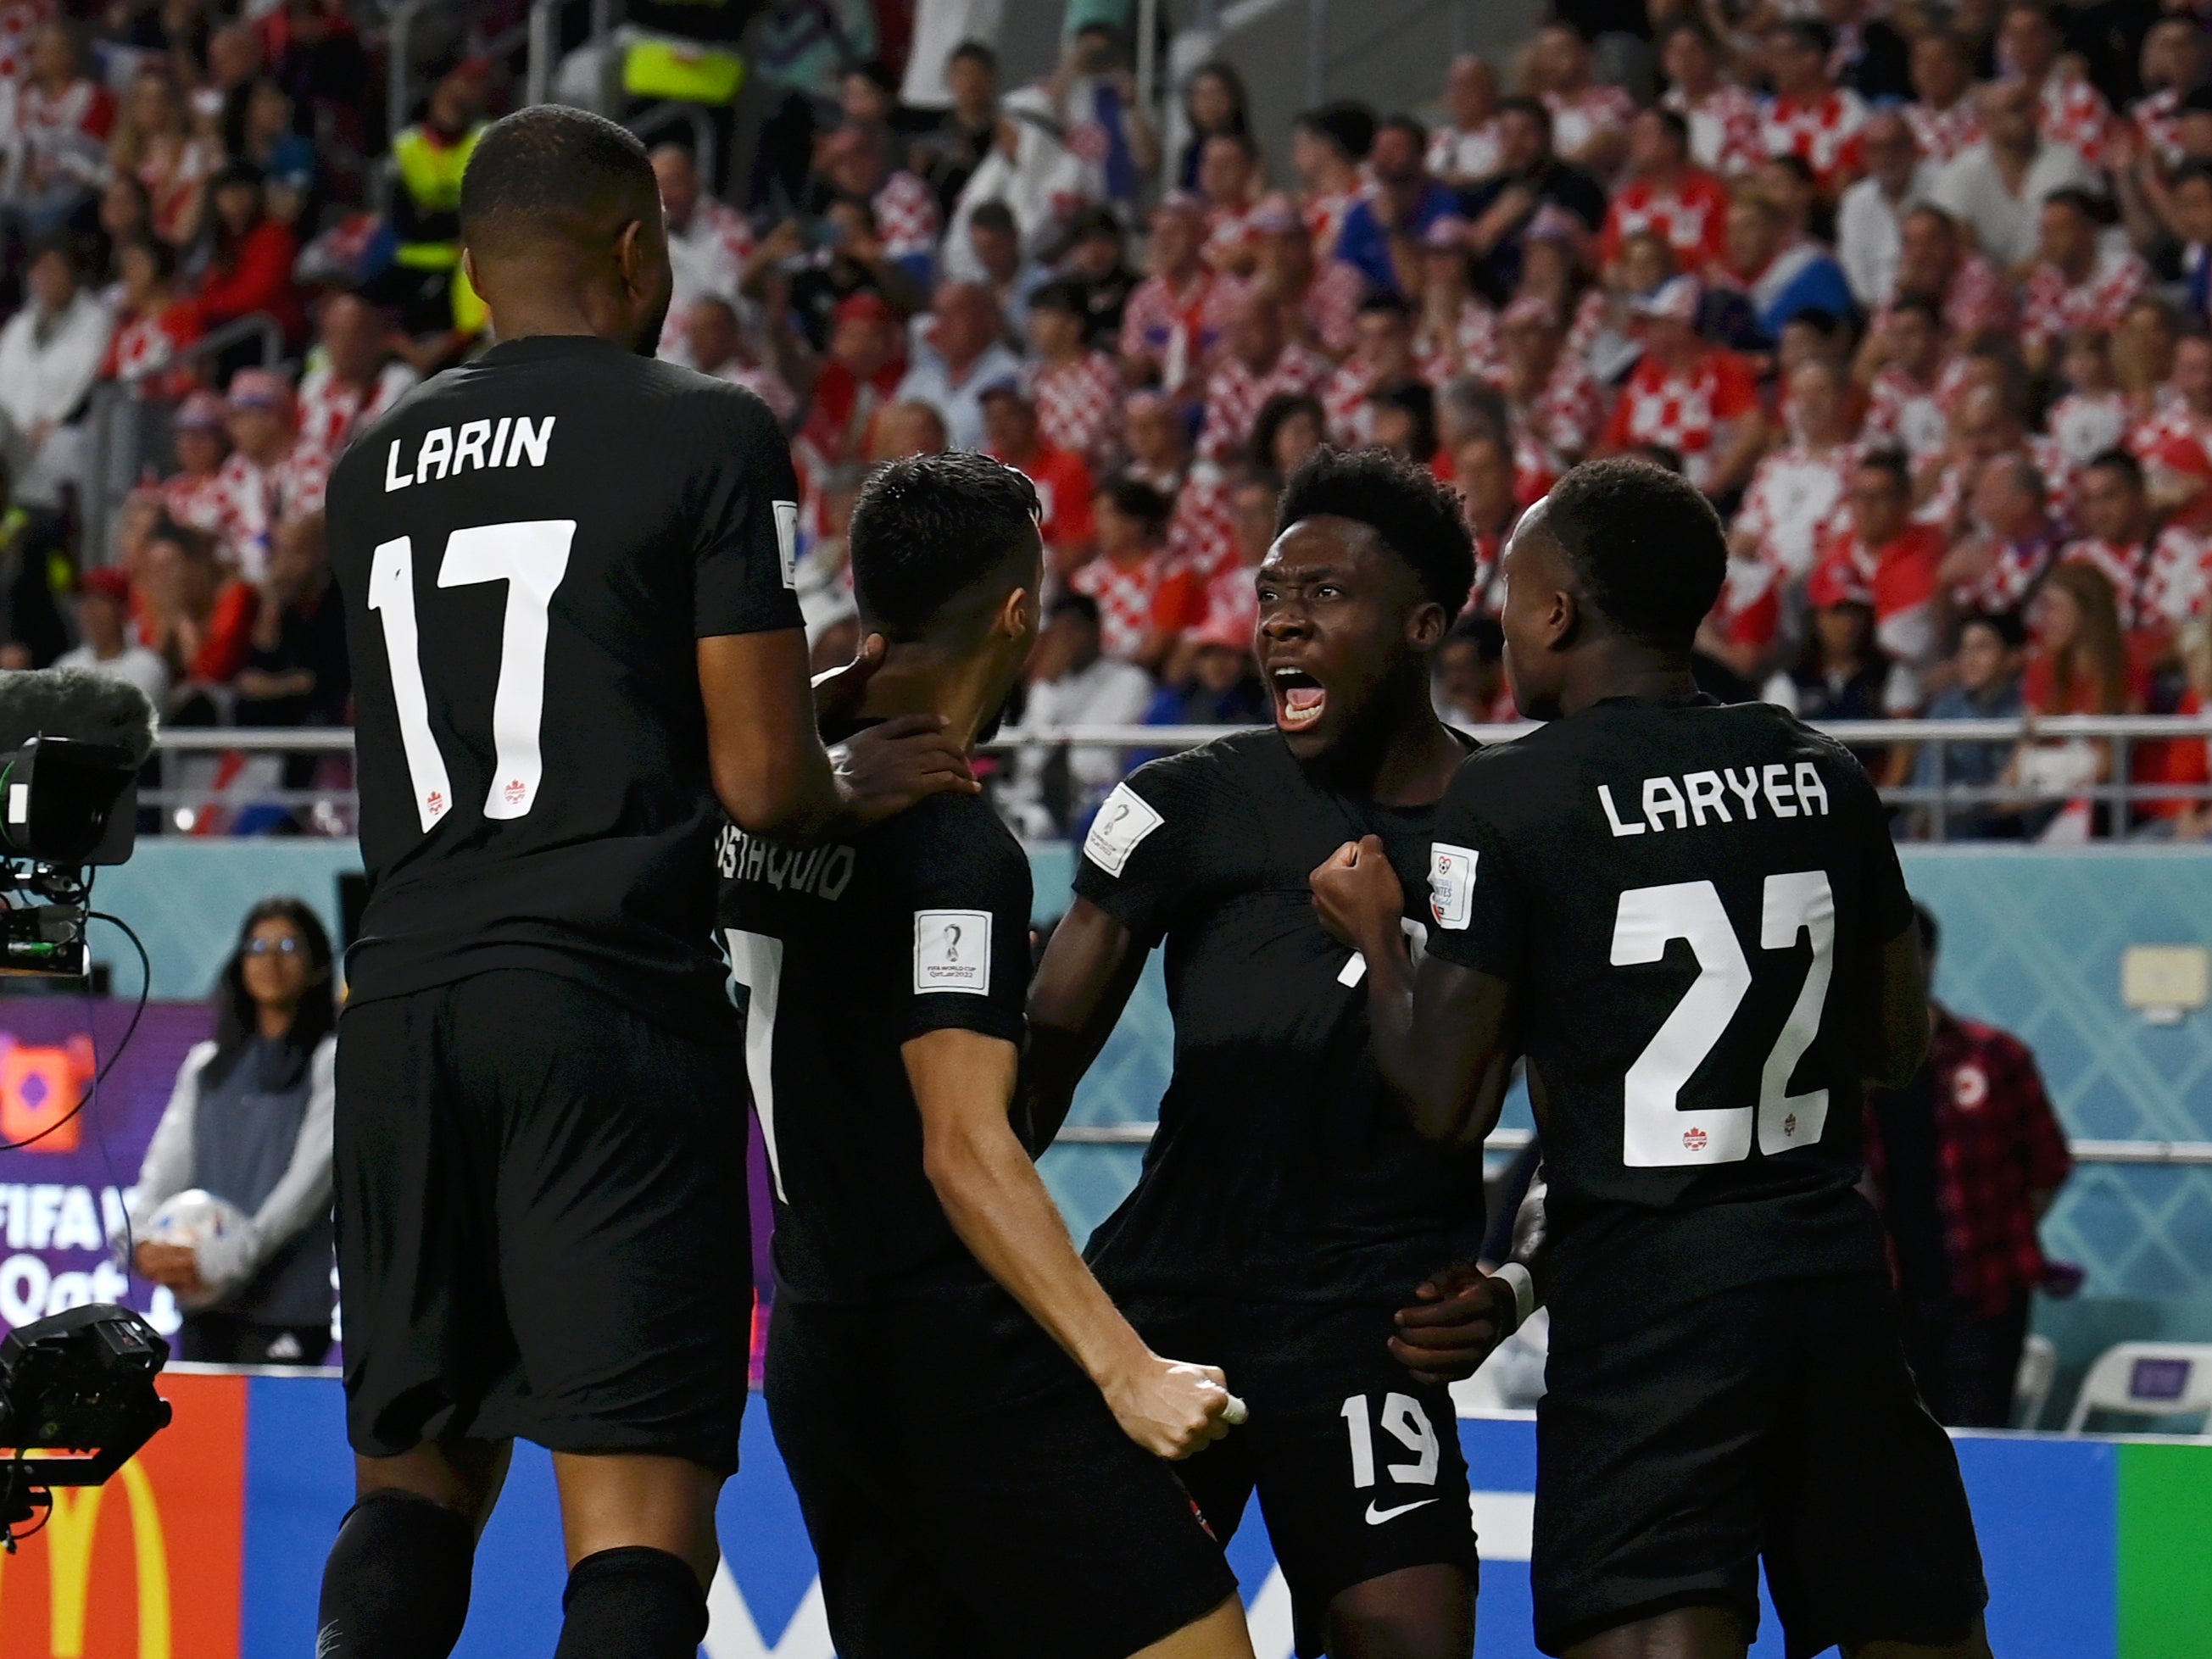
[914,910,992,995]
[1429,843,1478,931]
[1084,782,1163,877]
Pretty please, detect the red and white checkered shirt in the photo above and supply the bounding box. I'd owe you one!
[295,360,417,470]
[12,72,113,193]
[1864,363,1958,465]
[701,359,798,424]
[2134,87,2188,170]
[1427,123,1503,183]
[1199,341,1334,462]
[1822,521,1947,665]
[1323,353,1389,446]
[872,170,942,263]
[1604,347,1761,490]
[160,470,231,543]
[100,303,201,398]
[1563,288,1607,366]
[1547,84,1636,164]
[1510,425,1559,509]
[1495,354,1608,468]
[1119,271,1240,390]
[1708,552,1787,654]
[1917,433,2079,535]
[1203,201,1260,272]
[1415,301,1502,387]
[1028,349,1123,469]
[1664,83,1767,178]
[1165,462,1239,583]
[1297,259,1368,357]
[1953,523,2063,612]
[2064,528,2209,631]
[658,197,758,357]
[2037,70,2112,169]
[1601,170,1733,269]
[1903,97,1985,168]
[2131,404,2212,525]
[212,444,330,578]
[1733,438,1857,577]
[1874,254,2014,342]
[0,0,48,84]
[2020,245,2150,357]
[1304,184,1365,260]
[1761,86,1869,192]
[1067,550,1168,662]
[2045,389,2132,470]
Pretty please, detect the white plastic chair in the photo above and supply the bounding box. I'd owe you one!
[2063,1342,2212,1434]
[2014,1333,2058,1430]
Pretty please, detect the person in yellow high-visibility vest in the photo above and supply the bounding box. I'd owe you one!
[382,60,489,344]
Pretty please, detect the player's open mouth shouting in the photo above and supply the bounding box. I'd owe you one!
[1269,665,1327,732]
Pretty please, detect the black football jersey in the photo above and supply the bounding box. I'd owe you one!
[1073,731,1489,1305]
[719,789,1034,1305]
[1422,695,1915,1307]
[329,335,802,1037]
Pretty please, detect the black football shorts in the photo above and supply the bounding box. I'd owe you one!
[1123,1295,1480,1659]
[334,970,753,1473]
[765,1291,1237,1659]
[1534,1268,1989,1658]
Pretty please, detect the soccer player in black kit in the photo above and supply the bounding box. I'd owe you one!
[1312,459,1992,1659]
[1027,448,1524,1659]
[724,453,1256,1659]
[315,108,970,1659]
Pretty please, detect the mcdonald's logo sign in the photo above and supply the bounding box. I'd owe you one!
[0,1373,243,1659]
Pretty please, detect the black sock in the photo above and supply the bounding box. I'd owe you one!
[552,1546,708,1659]
[316,1488,476,1659]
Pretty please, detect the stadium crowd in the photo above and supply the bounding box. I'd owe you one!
[3,0,2211,841]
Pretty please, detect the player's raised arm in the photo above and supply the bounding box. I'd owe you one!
[1311,834,1518,1149]
[1022,898,1150,1152]
[905,1027,1238,1461]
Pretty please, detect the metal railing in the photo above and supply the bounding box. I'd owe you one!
[129,714,2212,827]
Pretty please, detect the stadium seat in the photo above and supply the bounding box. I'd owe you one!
[2063,1342,2212,1436]
[2014,1333,2058,1430]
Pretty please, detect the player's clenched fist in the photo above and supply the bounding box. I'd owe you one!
[1309,835,1404,952]
[1104,1355,1243,1460]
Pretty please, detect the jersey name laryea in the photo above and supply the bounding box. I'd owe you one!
[1076,731,1488,1305]
[328,334,800,1038]
[719,790,1035,1303]
[1424,696,1914,1309]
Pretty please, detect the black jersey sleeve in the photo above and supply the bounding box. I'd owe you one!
[1070,751,1241,946]
[692,386,805,639]
[882,800,1034,1048]
[1418,749,1531,981]
[1851,762,1917,944]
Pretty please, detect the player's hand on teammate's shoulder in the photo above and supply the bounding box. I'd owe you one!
[1102,1352,1243,1461]
[833,713,981,826]
[1309,835,1403,951]
[1388,1262,1519,1387]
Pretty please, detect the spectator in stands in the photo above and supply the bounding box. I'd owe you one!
[1048,23,1158,214]
[1658,20,1765,179]
[1118,192,1230,398]
[1825,0,1913,104]
[193,163,304,353]
[1453,432,1518,615]
[1733,359,1856,579]
[1765,559,1919,727]
[1002,592,1156,838]
[1601,108,1730,275]
[947,87,1100,307]
[4,22,112,244]
[92,174,156,294]
[1905,31,1985,170]
[1864,902,2071,1427]
[1291,100,1376,256]
[2133,16,2208,174]
[1199,287,1333,463]
[1338,114,1459,299]
[2137,615,2212,839]
[2045,329,2131,468]
[100,238,201,398]
[1911,610,2029,839]
[110,63,211,248]
[239,78,315,203]
[1860,297,1957,468]
[1248,194,1363,359]
[650,142,755,360]
[1056,204,1139,354]
[375,58,486,345]
[2007,558,2139,833]
[215,368,323,577]
[294,293,417,467]
[1460,99,1607,303]
[1145,609,1267,727]
[2063,452,2187,654]
[1602,275,1765,498]
[982,382,1094,571]
[1323,292,1421,444]
[1158,464,1278,651]
[676,296,791,422]
[1716,189,1855,347]
[777,196,928,353]
[1838,110,1935,309]
[895,280,1019,451]
[1069,473,1174,666]
[1997,0,2113,168]
[868,398,950,462]
[2019,189,2150,376]
[125,896,336,1366]
[1022,279,1119,468]
[1173,60,1250,194]
[1424,58,1500,189]
[235,510,347,728]
[0,238,109,513]
[1524,21,1633,181]
[2137,330,2212,528]
[1947,449,2063,614]
[139,514,254,702]
[1434,614,1511,725]
[1492,292,1606,475]
[1366,379,1438,464]
[911,38,1000,215]
[958,200,1045,338]
[1932,78,2098,274]
[160,389,230,537]
[1414,216,1502,384]
[1889,203,2015,341]
[1825,449,1947,674]
[814,120,943,287]
[56,566,168,704]
[1760,20,1870,200]
[1195,131,1264,276]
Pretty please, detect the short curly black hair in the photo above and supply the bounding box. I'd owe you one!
[1274,447,1474,615]
[851,452,1041,637]
[1535,459,1724,650]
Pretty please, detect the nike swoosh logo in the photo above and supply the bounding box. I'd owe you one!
[1364,1497,1439,1525]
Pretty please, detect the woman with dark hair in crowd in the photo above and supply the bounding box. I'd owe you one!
[123,897,337,1365]
[192,160,305,357]
[2007,559,2144,835]
[1248,389,1325,478]
[1764,559,1917,776]
[109,62,214,247]
[1176,60,1251,192]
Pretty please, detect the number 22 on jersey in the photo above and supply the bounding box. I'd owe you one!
[1611,871,1836,1168]
[367,521,575,832]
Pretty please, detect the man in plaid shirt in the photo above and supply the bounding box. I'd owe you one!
[1197,289,1332,462]
[1864,904,2072,1427]
[2018,188,2150,374]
